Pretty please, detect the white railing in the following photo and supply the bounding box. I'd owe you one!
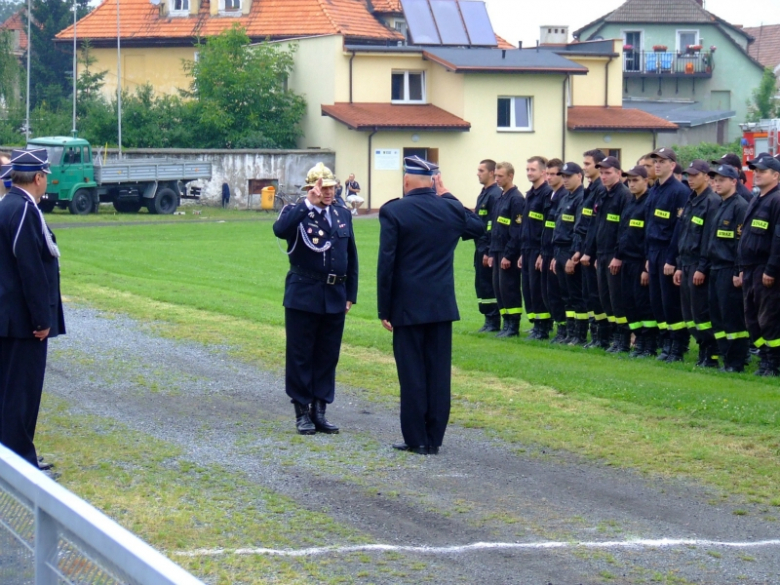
[0,444,205,585]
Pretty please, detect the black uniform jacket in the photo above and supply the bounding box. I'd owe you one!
[645,175,690,264]
[737,181,754,204]
[475,182,501,258]
[541,186,565,256]
[273,200,358,314]
[552,185,583,254]
[488,185,524,262]
[377,188,483,326]
[616,190,650,262]
[673,186,721,272]
[521,182,552,252]
[704,193,747,276]
[574,177,605,256]
[0,188,65,338]
[738,184,780,277]
[589,181,631,258]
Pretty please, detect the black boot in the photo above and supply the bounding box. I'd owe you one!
[754,348,770,376]
[657,333,671,361]
[642,329,658,357]
[478,313,501,333]
[702,340,719,368]
[527,320,541,339]
[666,337,684,362]
[293,402,316,435]
[569,320,589,346]
[724,338,748,373]
[583,318,599,348]
[310,399,339,433]
[550,322,568,344]
[495,317,511,337]
[695,342,708,367]
[629,329,645,357]
[498,317,520,338]
[596,321,612,349]
[616,326,631,353]
[762,349,780,377]
[563,318,576,344]
[606,323,621,353]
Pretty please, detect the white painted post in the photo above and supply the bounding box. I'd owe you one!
[34,507,58,585]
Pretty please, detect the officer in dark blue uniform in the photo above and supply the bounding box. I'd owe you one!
[378,156,483,455]
[273,163,358,434]
[473,159,502,332]
[711,153,753,203]
[0,149,65,469]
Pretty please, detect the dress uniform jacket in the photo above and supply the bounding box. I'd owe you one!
[475,183,501,259]
[673,186,721,272]
[488,186,524,262]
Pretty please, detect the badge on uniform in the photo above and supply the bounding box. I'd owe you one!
[307,228,313,234]
[677,208,683,218]
[334,209,339,218]
[723,220,730,226]
[308,212,316,219]
[313,238,319,244]
[737,224,743,237]
[515,214,522,224]
[318,230,324,236]
[339,223,346,228]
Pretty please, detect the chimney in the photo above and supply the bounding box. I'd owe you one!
[540,25,569,46]
[518,41,523,49]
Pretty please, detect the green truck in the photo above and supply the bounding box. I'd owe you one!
[31,136,213,215]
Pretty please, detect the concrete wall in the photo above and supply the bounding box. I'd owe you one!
[568,49,624,107]
[100,148,335,207]
[655,121,724,147]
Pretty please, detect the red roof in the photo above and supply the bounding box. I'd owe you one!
[369,0,402,13]
[56,0,403,43]
[567,106,678,131]
[321,102,470,130]
[744,24,780,71]
[0,10,28,52]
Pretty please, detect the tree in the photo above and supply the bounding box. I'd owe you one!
[183,25,306,149]
[0,0,21,23]
[747,67,779,122]
[0,28,20,107]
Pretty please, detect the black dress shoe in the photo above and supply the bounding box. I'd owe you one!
[293,402,316,435]
[38,460,54,471]
[310,399,339,434]
[392,442,429,455]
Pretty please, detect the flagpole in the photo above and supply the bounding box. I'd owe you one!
[116,0,122,158]
[25,0,30,140]
[72,0,77,136]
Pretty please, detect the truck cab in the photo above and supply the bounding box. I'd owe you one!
[30,136,99,214]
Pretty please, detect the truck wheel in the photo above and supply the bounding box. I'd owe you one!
[113,201,142,213]
[150,187,178,215]
[38,200,56,213]
[69,190,93,215]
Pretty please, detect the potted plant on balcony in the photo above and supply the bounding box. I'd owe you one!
[686,44,703,54]
[623,44,634,51]
[653,45,667,52]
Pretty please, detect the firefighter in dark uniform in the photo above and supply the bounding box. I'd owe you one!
[488,162,525,337]
[646,147,691,362]
[378,156,483,454]
[273,163,358,435]
[552,162,587,345]
[573,150,607,347]
[706,165,749,372]
[474,160,502,332]
[615,165,655,357]
[0,149,65,469]
[672,160,721,367]
[540,159,567,343]
[521,156,553,339]
[737,155,780,376]
[711,153,753,203]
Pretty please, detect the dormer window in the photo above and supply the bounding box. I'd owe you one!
[391,71,425,104]
[170,0,189,16]
[220,0,241,13]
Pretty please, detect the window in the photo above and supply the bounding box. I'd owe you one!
[391,71,425,103]
[677,30,699,52]
[170,0,188,15]
[221,0,240,10]
[623,30,642,72]
[394,19,409,43]
[594,148,622,164]
[497,97,532,131]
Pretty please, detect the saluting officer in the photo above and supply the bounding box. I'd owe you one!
[706,165,749,372]
[0,149,66,470]
[673,160,721,367]
[273,163,358,435]
[378,156,483,455]
[738,155,780,376]
[474,160,502,332]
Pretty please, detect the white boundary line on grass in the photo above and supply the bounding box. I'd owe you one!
[174,539,780,558]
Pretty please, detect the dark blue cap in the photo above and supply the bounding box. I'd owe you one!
[708,164,739,179]
[560,162,583,176]
[748,155,780,172]
[684,159,710,175]
[0,163,11,180]
[403,155,438,176]
[10,148,51,174]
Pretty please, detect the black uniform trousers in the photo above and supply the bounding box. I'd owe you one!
[541,254,565,324]
[621,260,653,332]
[475,249,499,317]
[285,308,346,406]
[491,253,523,318]
[393,322,452,449]
[522,250,546,320]
[582,264,605,320]
[596,254,625,324]
[554,249,586,320]
[743,265,780,351]
[0,337,48,467]
[709,268,749,368]
[680,265,715,349]
[647,247,685,340]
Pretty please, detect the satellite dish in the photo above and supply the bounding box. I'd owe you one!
[150,0,161,5]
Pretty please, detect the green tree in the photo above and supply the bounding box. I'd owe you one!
[747,67,779,122]
[672,139,743,169]
[183,25,306,148]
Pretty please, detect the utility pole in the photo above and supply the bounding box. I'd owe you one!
[72,0,77,136]
[117,0,122,158]
[25,0,30,141]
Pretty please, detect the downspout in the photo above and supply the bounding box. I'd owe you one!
[368,127,378,211]
[349,50,356,103]
[562,75,568,161]
[653,130,657,150]
[604,56,614,107]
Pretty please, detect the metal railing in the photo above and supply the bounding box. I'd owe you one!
[623,50,714,76]
[0,444,204,585]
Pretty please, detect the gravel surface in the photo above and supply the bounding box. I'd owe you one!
[45,307,780,584]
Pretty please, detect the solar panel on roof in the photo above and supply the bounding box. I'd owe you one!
[400,0,442,45]
[458,0,497,46]
[430,0,469,46]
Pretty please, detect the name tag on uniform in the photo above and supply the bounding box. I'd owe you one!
[654,209,670,219]
[478,209,488,216]
[717,229,734,238]
[528,211,544,221]
[497,216,511,225]
[629,219,644,228]
[691,216,704,226]
[562,214,575,222]
[752,219,769,229]
[545,220,556,228]
[582,208,593,216]
[487,220,492,231]
[607,214,620,222]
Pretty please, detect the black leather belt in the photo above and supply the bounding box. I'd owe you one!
[290,266,346,285]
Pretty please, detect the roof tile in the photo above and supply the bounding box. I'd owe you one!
[321,102,470,130]
[567,106,678,131]
[0,10,28,51]
[744,24,780,70]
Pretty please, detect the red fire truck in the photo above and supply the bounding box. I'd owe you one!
[741,119,780,189]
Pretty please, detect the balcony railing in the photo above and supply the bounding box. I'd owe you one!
[623,50,714,77]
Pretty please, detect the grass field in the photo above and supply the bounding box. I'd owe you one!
[52,216,780,510]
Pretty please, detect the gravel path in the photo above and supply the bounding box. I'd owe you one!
[45,307,780,584]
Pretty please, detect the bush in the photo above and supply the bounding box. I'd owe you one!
[671,140,742,168]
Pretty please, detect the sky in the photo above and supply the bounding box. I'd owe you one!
[484,0,780,47]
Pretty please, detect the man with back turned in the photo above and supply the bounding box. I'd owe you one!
[378,156,483,455]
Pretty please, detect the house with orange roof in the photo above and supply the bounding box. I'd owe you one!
[0,10,28,58]
[56,0,675,208]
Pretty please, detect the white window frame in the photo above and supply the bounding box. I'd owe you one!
[391,71,426,104]
[497,96,533,132]
[169,0,189,16]
[621,29,644,52]
[219,0,241,14]
[676,29,700,52]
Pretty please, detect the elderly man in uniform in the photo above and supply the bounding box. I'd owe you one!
[0,149,65,472]
[378,156,483,455]
[273,163,358,434]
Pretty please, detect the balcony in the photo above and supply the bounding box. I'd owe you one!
[623,50,714,78]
